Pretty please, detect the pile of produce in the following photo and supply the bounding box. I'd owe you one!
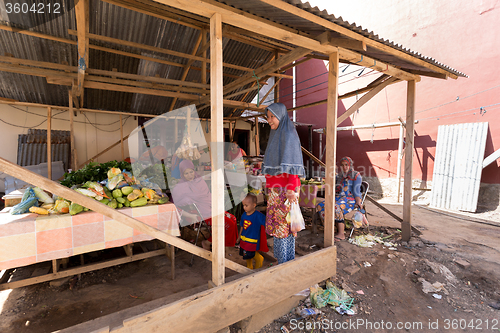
[60,160,131,188]
[13,167,169,216]
[300,178,323,185]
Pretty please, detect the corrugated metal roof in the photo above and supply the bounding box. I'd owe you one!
[430,122,488,212]
[0,0,465,116]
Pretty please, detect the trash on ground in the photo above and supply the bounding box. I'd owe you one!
[432,293,442,299]
[356,290,364,295]
[419,278,448,294]
[335,304,356,315]
[348,234,398,248]
[363,262,372,267]
[310,281,354,309]
[296,307,321,318]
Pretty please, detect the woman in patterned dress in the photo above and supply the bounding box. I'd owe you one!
[262,103,305,264]
[316,158,368,239]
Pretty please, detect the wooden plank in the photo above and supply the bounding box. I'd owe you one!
[337,77,398,124]
[0,249,167,291]
[75,0,89,104]
[317,32,366,51]
[47,107,52,180]
[228,121,233,142]
[396,123,404,203]
[69,91,77,170]
[0,158,251,275]
[260,77,282,105]
[201,29,207,85]
[257,0,457,79]
[222,99,266,111]
[402,80,416,241]
[210,12,225,286]
[120,115,124,161]
[82,81,199,100]
[483,148,500,168]
[301,146,325,168]
[324,52,339,247]
[255,116,260,156]
[110,246,336,333]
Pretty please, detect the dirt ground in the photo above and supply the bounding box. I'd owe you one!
[1,200,500,333]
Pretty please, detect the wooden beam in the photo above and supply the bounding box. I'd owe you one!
[75,0,89,106]
[0,157,251,275]
[120,115,125,161]
[222,99,266,111]
[47,107,52,180]
[337,77,398,124]
[0,248,168,291]
[254,116,260,156]
[69,91,77,170]
[83,81,200,100]
[68,29,258,74]
[317,32,366,51]
[228,121,233,142]
[210,12,225,286]
[324,52,339,247]
[152,0,419,81]
[257,0,458,79]
[82,246,336,333]
[261,77,282,105]
[0,55,210,89]
[301,146,325,168]
[201,29,207,85]
[402,80,416,241]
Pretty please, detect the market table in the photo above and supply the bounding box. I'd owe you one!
[0,203,180,289]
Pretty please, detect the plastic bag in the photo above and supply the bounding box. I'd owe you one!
[287,200,305,233]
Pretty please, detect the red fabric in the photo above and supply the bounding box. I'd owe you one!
[205,212,238,247]
[265,173,300,191]
[258,226,269,252]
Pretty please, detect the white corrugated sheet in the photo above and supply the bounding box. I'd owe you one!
[430,122,488,212]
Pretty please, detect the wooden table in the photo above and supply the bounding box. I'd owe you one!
[0,203,180,289]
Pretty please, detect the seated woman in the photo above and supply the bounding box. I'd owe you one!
[226,141,247,162]
[316,156,368,240]
[170,160,238,249]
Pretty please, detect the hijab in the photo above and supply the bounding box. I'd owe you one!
[262,103,305,176]
[171,160,212,219]
[338,156,360,182]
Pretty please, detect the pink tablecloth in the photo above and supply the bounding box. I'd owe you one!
[0,203,180,270]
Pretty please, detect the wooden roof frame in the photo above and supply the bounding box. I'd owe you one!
[0,0,464,330]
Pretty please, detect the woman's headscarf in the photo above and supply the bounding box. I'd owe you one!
[262,103,305,176]
[171,160,212,219]
[338,156,360,181]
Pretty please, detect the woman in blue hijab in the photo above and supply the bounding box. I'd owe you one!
[262,103,304,264]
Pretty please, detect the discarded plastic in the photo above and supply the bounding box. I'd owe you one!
[310,281,354,309]
[349,234,398,248]
[433,294,442,299]
[363,262,372,267]
[336,305,356,315]
[356,290,364,295]
[297,308,321,318]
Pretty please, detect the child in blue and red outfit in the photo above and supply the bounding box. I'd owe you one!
[237,194,268,269]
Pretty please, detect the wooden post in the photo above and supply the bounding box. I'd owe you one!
[402,80,416,241]
[308,125,313,178]
[324,51,339,247]
[47,107,52,180]
[274,50,280,102]
[68,90,77,170]
[254,116,260,155]
[120,115,124,161]
[396,123,404,203]
[210,12,225,286]
[174,119,178,143]
[228,121,233,142]
[201,29,207,86]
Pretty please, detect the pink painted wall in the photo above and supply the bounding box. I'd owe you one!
[280,0,500,184]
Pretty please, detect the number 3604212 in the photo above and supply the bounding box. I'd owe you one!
[5,3,61,14]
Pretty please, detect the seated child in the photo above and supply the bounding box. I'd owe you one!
[237,194,268,269]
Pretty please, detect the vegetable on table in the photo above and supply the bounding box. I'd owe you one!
[130,197,148,207]
[29,206,49,215]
